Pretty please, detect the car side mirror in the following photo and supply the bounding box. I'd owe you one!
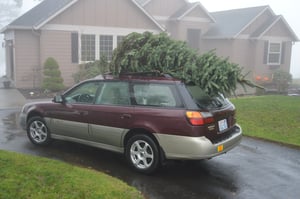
[53,95,65,104]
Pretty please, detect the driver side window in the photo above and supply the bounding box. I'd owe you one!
[64,81,102,104]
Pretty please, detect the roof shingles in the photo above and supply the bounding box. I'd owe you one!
[204,6,269,38]
[2,1,298,41]
[7,0,75,29]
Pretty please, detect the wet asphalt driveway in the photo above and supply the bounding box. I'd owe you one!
[1,109,300,199]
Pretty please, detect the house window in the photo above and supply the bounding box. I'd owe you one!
[117,36,125,46]
[268,42,281,65]
[100,35,113,61]
[81,34,96,61]
[79,34,125,62]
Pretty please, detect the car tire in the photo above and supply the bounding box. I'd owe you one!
[27,116,52,146]
[125,134,160,174]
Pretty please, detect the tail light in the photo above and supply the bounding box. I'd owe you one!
[186,111,215,126]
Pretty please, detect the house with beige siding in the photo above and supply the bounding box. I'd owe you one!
[1,0,298,92]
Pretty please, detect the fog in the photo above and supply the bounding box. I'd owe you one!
[196,0,300,78]
[1,0,299,78]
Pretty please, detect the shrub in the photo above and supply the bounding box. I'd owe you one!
[42,57,64,91]
[272,70,292,93]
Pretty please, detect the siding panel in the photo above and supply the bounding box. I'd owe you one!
[71,32,79,63]
[144,0,186,16]
[263,41,269,64]
[40,30,79,87]
[264,20,295,38]
[241,10,273,35]
[14,30,40,88]
[49,0,160,30]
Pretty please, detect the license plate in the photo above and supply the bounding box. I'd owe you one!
[218,119,228,132]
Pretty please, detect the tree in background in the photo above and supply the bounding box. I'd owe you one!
[272,70,292,93]
[111,32,255,96]
[42,57,64,92]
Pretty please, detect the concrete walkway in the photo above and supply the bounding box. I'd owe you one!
[0,88,26,109]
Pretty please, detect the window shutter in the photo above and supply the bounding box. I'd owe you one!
[263,41,269,64]
[71,32,79,63]
[281,42,286,64]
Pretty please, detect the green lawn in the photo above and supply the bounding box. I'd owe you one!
[231,95,300,147]
[0,150,143,199]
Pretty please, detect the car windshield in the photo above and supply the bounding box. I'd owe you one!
[186,85,229,109]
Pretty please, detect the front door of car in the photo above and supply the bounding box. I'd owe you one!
[87,81,133,148]
[47,81,101,140]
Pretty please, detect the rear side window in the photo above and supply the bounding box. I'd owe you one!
[133,83,182,108]
[96,82,130,105]
[186,85,229,109]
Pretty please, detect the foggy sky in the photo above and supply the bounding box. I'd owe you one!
[1,0,299,78]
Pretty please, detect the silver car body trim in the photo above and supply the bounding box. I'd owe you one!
[155,125,242,160]
[45,118,89,140]
[89,124,128,147]
[51,134,124,153]
[45,117,242,160]
[45,118,127,153]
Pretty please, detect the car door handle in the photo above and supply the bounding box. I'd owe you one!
[121,114,131,119]
[80,111,89,116]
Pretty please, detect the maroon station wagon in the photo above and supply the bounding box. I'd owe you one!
[20,73,242,174]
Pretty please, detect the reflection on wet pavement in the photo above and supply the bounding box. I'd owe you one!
[0,110,238,198]
[0,109,23,144]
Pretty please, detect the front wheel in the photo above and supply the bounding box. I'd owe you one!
[27,116,52,146]
[125,134,160,174]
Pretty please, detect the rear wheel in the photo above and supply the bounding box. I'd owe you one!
[125,134,160,174]
[27,116,52,146]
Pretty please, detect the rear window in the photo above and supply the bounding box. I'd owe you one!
[133,83,183,108]
[186,85,229,109]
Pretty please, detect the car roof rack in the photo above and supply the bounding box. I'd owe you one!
[119,71,173,78]
[93,72,114,80]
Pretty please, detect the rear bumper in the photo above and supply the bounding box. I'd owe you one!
[156,124,242,160]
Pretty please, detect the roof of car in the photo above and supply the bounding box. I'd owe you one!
[92,72,182,83]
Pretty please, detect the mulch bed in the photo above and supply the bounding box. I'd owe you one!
[18,88,61,99]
